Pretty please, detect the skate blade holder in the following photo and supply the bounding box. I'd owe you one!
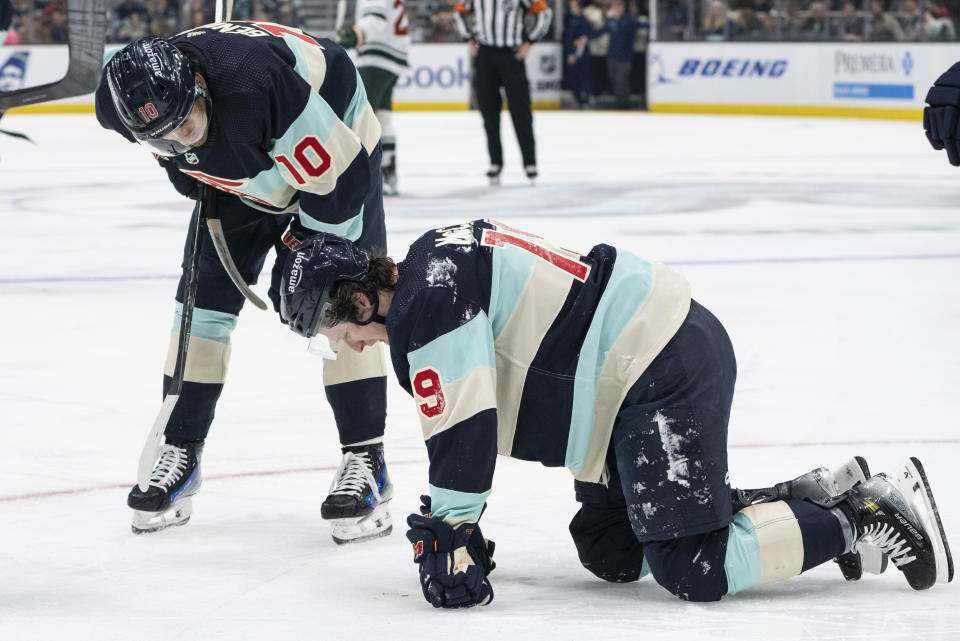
[131,499,193,535]
[329,503,393,545]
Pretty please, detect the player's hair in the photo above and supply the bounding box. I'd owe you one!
[329,247,396,324]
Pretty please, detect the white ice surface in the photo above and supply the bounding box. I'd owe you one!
[1,111,958,640]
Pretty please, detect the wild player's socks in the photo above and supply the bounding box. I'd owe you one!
[724,499,848,595]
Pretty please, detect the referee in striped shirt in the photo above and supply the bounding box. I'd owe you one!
[454,0,553,184]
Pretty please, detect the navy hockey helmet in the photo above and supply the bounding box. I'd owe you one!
[280,233,370,340]
[105,38,207,156]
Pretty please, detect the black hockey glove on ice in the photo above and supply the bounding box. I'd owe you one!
[406,513,496,608]
[924,62,960,166]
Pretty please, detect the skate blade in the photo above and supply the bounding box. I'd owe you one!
[896,457,954,584]
[131,499,193,535]
[329,503,393,545]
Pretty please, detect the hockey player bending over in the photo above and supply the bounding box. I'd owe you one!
[337,0,410,195]
[95,23,393,543]
[279,219,953,607]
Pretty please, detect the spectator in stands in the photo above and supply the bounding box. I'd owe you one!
[583,2,610,98]
[593,0,644,109]
[834,1,864,40]
[867,0,904,40]
[731,7,762,39]
[899,0,926,40]
[109,0,149,42]
[703,0,736,40]
[181,0,213,28]
[146,0,178,35]
[116,8,148,40]
[921,4,957,39]
[756,10,781,39]
[17,10,51,43]
[565,0,593,108]
[48,5,67,42]
[794,0,828,40]
[661,0,688,41]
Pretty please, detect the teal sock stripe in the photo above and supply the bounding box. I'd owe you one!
[723,513,763,595]
[172,303,239,344]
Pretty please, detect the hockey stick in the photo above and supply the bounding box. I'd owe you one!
[136,185,211,491]
[214,0,233,22]
[0,0,106,111]
[335,0,347,30]
[207,215,268,310]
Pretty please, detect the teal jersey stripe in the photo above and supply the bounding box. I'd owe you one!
[362,10,388,20]
[173,303,238,344]
[276,33,319,88]
[565,251,655,469]
[723,513,763,595]
[487,243,536,339]
[407,313,496,385]
[429,484,491,524]
[342,69,370,129]
[300,207,365,241]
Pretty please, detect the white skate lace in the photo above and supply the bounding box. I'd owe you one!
[328,451,381,502]
[863,522,916,567]
[149,444,188,490]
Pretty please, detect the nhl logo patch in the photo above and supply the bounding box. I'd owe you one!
[185,152,199,165]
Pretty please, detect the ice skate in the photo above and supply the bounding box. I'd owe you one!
[735,456,887,580]
[842,468,949,590]
[321,442,393,545]
[829,457,888,581]
[524,165,538,184]
[128,439,203,535]
[892,457,954,584]
[486,164,502,186]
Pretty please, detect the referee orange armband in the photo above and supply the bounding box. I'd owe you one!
[527,0,549,14]
[454,3,471,14]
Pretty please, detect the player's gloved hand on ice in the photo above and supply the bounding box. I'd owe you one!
[157,156,200,199]
[337,25,360,49]
[406,513,496,608]
[924,62,960,166]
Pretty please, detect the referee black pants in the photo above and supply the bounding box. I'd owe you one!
[475,45,537,168]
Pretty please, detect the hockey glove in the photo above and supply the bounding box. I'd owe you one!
[406,513,496,608]
[924,62,960,166]
[268,219,314,317]
[337,25,359,49]
[157,156,201,200]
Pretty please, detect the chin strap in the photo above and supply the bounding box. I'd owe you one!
[354,293,387,326]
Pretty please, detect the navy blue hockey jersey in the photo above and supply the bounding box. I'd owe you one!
[386,220,692,525]
[96,21,382,241]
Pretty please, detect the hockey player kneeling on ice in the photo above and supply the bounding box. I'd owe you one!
[96,24,393,540]
[278,220,954,607]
